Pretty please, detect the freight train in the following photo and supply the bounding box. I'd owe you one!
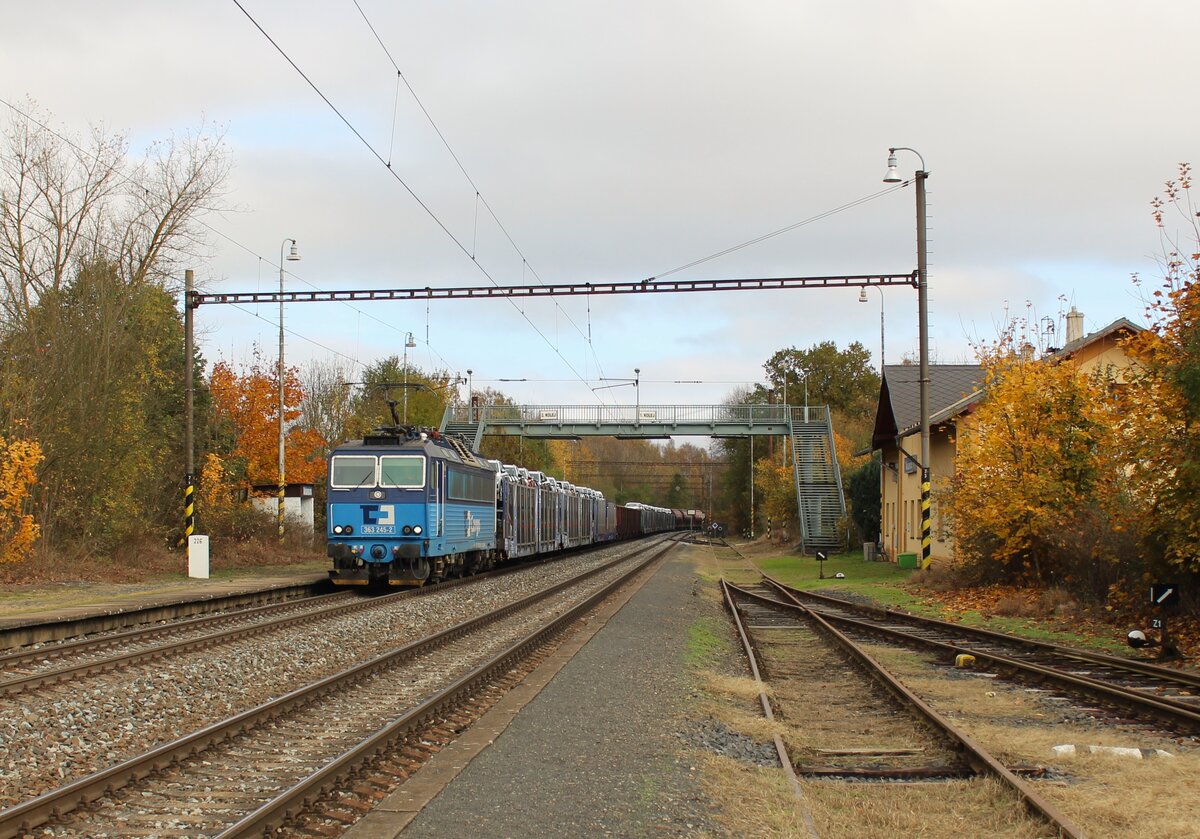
[326,424,703,586]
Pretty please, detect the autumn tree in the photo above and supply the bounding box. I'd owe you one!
[0,261,197,549]
[1120,163,1200,575]
[764,340,879,443]
[0,435,42,563]
[209,351,326,493]
[754,460,796,540]
[0,103,229,553]
[299,358,356,461]
[942,347,1129,591]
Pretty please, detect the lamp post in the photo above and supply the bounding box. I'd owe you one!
[466,369,473,422]
[883,147,930,566]
[634,367,641,423]
[797,366,808,423]
[402,332,416,423]
[277,238,301,542]
[858,285,885,370]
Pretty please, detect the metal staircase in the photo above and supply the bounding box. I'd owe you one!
[788,407,846,553]
[439,408,484,451]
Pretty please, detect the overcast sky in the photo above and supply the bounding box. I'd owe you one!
[3,1,1196,412]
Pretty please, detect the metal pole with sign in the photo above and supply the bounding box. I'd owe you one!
[1150,583,1181,660]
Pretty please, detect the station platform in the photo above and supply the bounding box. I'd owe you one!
[346,547,722,838]
[0,565,329,646]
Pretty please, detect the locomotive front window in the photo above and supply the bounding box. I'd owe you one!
[331,455,377,488]
[380,456,425,488]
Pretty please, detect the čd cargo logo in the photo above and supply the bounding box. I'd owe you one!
[360,505,396,533]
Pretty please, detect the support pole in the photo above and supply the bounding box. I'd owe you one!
[916,170,931,569]
[184,269,196,545]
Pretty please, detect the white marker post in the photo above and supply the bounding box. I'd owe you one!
[188,534,210,579]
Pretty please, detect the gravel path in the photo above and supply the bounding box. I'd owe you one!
[400,551,722,838]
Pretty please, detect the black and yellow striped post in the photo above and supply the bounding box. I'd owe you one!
[181,473,195,547]
[920,467,931,569]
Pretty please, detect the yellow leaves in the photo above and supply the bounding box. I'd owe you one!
[0,435,43,563]
[945,350,1126,578]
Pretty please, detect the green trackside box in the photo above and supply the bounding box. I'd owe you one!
[897,552,919,569]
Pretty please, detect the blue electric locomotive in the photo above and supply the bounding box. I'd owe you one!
[326,425,500,586]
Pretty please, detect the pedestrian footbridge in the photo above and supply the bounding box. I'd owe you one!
[440,404,845,553]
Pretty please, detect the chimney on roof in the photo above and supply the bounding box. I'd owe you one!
[1066,306,1084,344]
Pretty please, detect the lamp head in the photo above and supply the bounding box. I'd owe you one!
[286,241,301,262]
[405,333,417,349]
[882,150,902,183]
[858,288,869,303]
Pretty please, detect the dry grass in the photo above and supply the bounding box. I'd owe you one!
[697,752,818,839]
[701,672,773,702]
[801,775,1048,839]
[695,697,793,746]
[0,534,326,619]
[862,639,1200,838]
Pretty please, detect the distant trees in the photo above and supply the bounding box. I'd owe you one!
[715,342,879,539]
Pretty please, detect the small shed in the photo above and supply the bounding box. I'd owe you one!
[250,483,315,532]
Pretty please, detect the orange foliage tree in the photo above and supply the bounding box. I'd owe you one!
[943,347,1129,591]
[0,435,43,563]
[209,351,327,492]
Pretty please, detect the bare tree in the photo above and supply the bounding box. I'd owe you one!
[300,358,357,457]
[0,100,230,332]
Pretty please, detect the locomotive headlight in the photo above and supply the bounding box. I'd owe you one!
[332,525,342,535]
[402,525,412,535]
[412,525,422,535]
[370,489,384,500]
[332,525,353,535]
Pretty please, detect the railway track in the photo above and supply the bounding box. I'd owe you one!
[0,537,675,838]
[762,575,1200,732]
[722,579,1087,839]
[0,590,358,692]
[0,552,591,698]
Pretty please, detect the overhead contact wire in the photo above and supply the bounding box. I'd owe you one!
[235,0,602,401]
[349,0,607,380]
[644,184,905,282]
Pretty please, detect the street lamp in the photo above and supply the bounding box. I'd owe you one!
[466,369,473,422]
[634,367,641,422]
[402,332,417,423]
[883,146,930,564]
[858,286,885,370]
[278,237,301,542]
